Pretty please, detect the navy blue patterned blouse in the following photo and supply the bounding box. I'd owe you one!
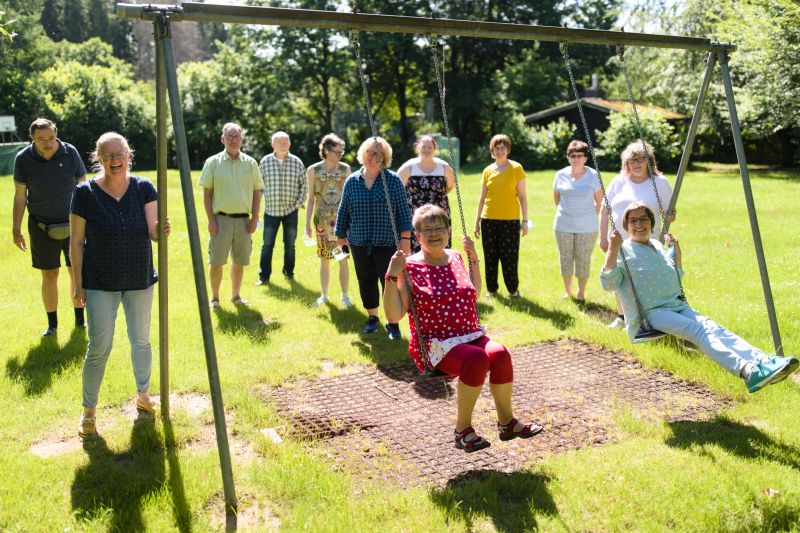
[71,175,158,291]
[334,168,412,248]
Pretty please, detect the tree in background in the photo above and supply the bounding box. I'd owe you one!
[63,0,87,42]
[26,39,156,166]
[604,0,800,167]
[87,0,109,40]
[40,0,62,41]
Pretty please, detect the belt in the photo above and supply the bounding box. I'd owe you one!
[216,212,249,218]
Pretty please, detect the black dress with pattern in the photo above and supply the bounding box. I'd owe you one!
[406,161,451,252]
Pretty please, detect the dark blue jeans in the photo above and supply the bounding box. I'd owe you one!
[259,209,298,281]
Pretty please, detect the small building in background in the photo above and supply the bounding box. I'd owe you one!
[524,74,687,133]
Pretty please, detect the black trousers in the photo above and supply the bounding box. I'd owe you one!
[349,244,395,310]
[480,218,520,294]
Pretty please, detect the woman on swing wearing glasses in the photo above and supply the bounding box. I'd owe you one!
[384,204,543,452]
[600,140,675,329]
[601,202,797,393]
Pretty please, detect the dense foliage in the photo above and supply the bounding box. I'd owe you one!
[1,0,797,169]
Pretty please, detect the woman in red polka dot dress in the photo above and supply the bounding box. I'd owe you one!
[384,204,543,452]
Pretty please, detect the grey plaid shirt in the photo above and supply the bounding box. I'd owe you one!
[259,152,307,217]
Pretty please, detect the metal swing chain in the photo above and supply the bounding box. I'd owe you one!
[429,33,476,283]
[349,31,434,372]
[617,45,687,303]
[560,43,652,331]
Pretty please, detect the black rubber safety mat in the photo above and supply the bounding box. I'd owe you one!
[264,339,725,487]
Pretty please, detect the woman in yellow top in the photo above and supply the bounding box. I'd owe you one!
[473,134,529,297]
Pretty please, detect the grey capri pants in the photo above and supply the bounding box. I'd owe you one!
[554,230,597,279]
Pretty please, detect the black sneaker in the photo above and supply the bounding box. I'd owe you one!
[42,327,57,337]
[255,278,269,286]
[363,316,380,333]
[385,323,402,340]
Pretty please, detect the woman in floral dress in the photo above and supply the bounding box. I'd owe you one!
[304,133,352,307]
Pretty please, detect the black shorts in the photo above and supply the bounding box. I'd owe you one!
[28,216,71,270]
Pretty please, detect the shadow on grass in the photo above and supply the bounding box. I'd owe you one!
[6,327,86,396]
[258,279,318,307]
[666,416,800,471]
[666,416,800,530]
[162,418,192,532]
[215,305,281,344]
[430,469,558,532]
[71,413,191,532]
[495,294,574,329]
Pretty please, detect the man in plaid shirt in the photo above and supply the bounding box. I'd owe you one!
[257,131,307,283]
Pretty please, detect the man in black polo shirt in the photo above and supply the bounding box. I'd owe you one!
[12,118,87,337]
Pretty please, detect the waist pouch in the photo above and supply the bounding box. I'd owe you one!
[38,222,71,240]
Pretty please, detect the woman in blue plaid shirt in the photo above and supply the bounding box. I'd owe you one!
[335,137,412,338]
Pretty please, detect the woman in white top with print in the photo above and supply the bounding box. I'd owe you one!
[600,140,675,328]
[553,140,602,303]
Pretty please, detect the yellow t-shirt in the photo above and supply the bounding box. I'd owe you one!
[198,150,264,215]
[481,160,526,220]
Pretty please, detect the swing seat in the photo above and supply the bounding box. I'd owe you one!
[633,327,667,344]
[416,367,452,381]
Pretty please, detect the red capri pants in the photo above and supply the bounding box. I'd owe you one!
[436,336,513,387]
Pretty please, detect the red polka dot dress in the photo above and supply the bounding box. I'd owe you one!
[405,251,486,371]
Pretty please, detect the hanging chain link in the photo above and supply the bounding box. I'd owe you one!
[350,31,433,371]
[561,43,652,331]
[617,45,687,303]
[429,33,481,326]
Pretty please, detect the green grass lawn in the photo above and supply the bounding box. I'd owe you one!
[1,163,799,531]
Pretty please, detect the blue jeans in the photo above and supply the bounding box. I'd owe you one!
[259,209,298,281]
[82,286,154,408]
[647,307,768,377]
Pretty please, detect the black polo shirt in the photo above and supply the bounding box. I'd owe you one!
[71,176,159,291]
[13,141,87,224]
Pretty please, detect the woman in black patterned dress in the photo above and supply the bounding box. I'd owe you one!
[397,135,456,252]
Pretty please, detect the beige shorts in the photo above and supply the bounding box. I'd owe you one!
[208,214,252,266]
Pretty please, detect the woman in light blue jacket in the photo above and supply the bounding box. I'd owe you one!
[600,202,797,394]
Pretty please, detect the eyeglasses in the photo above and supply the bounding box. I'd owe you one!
[568,153,587,159]
[491,145,508,152]
[100,152,128,162]
[417,226,449,236]
[627,216,651,226]
[329,149,344,155]
[628,156,645,164]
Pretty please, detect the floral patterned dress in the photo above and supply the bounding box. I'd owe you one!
[405,251,485,371]
[406,160,451,252]
[309,161,348,259]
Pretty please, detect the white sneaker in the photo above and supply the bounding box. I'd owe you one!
[315,295,329,307]
[607,316,625,329]
[340,294,353,308]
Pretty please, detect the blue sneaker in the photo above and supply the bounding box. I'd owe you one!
[385,322,402,340]
[746,357,796,393]
[765,355,799,385]
[363,316,380,334]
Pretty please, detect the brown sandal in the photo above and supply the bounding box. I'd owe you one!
[454,426,491,453]
[498,418,543,441]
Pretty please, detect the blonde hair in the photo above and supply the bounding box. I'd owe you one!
[621,140,660,176]
[412,204,450,231]
[356,136,393,167]
[89,132,133,174]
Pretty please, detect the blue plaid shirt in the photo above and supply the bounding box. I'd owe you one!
[335,168,412,247]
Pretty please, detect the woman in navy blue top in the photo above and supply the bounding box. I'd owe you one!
[70,132,170,437]
[334,136,412,337]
